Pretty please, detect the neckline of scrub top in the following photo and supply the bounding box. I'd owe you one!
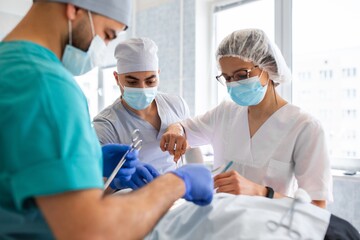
[119,95,165,138]
[246,103,290,140]
[246,103,301,164]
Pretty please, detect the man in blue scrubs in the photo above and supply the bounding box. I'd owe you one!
[0,0,213,239]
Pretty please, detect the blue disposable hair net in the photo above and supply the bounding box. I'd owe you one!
[216,28,292,85]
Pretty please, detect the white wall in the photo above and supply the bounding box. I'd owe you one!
[0,0,32,39]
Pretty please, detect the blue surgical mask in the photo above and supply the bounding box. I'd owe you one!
[62,11,106,76]
[122,86,158,110]
[226,73,268,106]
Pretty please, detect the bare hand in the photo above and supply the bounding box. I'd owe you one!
[213,170,266,196]
[160,123,188,162]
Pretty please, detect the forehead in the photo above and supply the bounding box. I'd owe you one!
[219,57,254,74]
[120,71,158,79]
[94,13,127,32]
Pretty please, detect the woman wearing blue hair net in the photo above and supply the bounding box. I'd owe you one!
[161,28,333,208]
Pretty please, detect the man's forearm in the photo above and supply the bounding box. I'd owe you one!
[37,174,185,240]
[104,173,185,239]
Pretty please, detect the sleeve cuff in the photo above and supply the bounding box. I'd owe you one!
[11,156,103,210]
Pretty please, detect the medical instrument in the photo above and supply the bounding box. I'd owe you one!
[171,141,184,169]
[176,154,184,169]
[211,165,223,173]
[266,198,303,240]
[221,161,233,173]
[104,129,142,190]
[211,161,234,178]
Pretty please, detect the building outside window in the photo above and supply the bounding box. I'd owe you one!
[292,0,360,162]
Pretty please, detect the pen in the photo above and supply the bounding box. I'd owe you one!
[221,161,234,173]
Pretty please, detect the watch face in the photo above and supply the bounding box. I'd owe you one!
[266,186,274,198]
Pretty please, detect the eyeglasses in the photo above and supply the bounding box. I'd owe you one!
[216,66,259,86]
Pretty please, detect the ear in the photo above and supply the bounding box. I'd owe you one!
[66,4,83,22]
[260,70,270,86]
[113,71,119,83]
[157,69,161,75]
[65,4,77,21]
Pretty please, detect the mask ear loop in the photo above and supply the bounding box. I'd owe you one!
[117,74,125,90]
[117,74,126,101]
[87,11,95,37]
[259,70,269,87]
[68,20,72,45]
[261,70,278,105]
[271,80,278,105]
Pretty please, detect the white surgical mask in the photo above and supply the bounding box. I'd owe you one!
[62,11,106,76]
[122,86,158,110]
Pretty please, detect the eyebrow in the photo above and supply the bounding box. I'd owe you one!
[233,68,252,73]
[222,67,253,76]
[124,75,157,81]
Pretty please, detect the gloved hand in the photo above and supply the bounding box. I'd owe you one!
[102,144,139,189]
[171,164,213,206]
[113,162,160,190]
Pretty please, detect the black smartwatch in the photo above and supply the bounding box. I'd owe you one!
[265,186,274,199]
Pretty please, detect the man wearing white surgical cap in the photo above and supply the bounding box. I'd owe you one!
[0,1,214,239]
[161,28,333,209]
[93,38,204,190]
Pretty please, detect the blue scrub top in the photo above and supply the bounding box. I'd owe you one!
[0,41,103,239]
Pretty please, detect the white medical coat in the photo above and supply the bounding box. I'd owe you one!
[93,92,190,173]
[182,101,333,201]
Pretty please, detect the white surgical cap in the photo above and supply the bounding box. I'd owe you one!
[216,28,292,84]
[115,38,159,74]
[34,0,132,28]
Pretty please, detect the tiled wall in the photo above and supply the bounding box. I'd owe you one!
[134,0,196,116]
[327,175,360,232]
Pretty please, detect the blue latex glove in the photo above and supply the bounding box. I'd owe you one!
[102,144,139,189]
[171,164,213,206]
[113,162,160,190]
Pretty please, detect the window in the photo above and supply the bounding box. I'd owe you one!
[292,0,360,161]
[213,0,275,103]
[75,66,120,120]
[100,66,121,112]
[75,68,99,120]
